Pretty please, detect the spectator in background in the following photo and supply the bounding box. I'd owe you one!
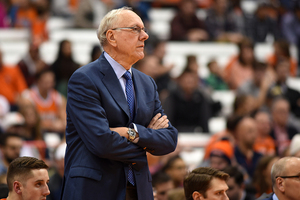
[281,2,300,71]
[163,70,213,132]
[152,171,174,200]
[182,55,206,87]
[237,62,273,110]
[223,166,256,200]
[253,110,276,156]
[18,98,42,141]
[168,188,185,200]
[14,0,49,44]
[47,142,66,200]
[74,0,111,29]
[267,59,300,118]
[252,155,279,198]
[50,40,80,97]
[18,43,49,87]
[135,54,174,102]
[0,0,9,27]
[205,0,244,42]
[0,50,27,109]
[1,112,25,137]
[170,0,208,42]
[205,59,228,90]
[224,38,255,89]
[90,45,102,62]
[162,155,187,189]
[233,115,262,178]
[270,98,298,156]
[233,95,257,116]
[0,134,23,176]
[183,167,229,200]
[21,69,66,135]
[248,3,281,43]
[267,40,297,77]
[51,0,78,18]
[207,139,234,170]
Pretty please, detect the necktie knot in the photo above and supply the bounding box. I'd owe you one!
[123,71,132,81]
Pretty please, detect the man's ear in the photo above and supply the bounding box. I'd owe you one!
[106,30,117,47]
[192,191,202,200]
[276,178,285,192]
[13,181,22,195]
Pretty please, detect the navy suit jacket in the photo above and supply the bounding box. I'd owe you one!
[60,53,178,200]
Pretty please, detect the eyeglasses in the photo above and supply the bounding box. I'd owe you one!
[111,26,147,34]
[276,175,300,179]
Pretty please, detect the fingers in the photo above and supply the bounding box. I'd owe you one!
[149,114,169,130]
[148,113,161,129]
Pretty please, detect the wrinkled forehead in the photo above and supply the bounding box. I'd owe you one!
[117,10,144,27]
[285,159,300,174]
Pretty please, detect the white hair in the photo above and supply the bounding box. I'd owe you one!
[97,7,132,47]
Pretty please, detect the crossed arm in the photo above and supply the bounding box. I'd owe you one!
[110,113,169,139]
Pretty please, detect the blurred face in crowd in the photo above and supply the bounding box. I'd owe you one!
[153,42,166,61]
[166,158,187,187]
[241,47,254,65]
[253,68,266,85]
[226,177,242,200]
[275,60,290,83]
[264,157,278,188]
[272,99,290,127]
[139,55,160,79]
[199,178,229,200]
[154,180,174,200]
[18,169,50,200]
[215,0,228,14]
[255,111,271,137]
[181,0,196,16]
[37,71,55,93]
[235,117,257,149]
[178,72,199,95]
[1,136,23,164]
[62,41,72,58]
[210,155,229,171]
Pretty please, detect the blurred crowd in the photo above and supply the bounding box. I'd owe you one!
[0,0,300,199]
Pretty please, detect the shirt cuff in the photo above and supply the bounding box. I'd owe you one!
[131,123,139,143]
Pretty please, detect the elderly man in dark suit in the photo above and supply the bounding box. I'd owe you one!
[59,7,178,200]
[258,157,300,200]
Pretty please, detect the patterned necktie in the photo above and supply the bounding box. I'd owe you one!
[123,70,135,185]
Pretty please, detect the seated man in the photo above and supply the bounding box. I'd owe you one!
[183,167,229,200]
[0,156,50,200]
[260,157,300,200]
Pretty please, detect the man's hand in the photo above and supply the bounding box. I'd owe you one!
[148,113,169,129]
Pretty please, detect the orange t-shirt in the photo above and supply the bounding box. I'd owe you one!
[267,54,297,77]
[0,198,7,200]
[253,135,276,156]
[0,65,28,104]
[224,56,253,89]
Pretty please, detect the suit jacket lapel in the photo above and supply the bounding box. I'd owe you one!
[98,55,131,120]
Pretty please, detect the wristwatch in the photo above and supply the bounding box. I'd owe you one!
[127,128,136,142]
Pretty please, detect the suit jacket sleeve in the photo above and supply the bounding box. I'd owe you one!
[134,77,178,156]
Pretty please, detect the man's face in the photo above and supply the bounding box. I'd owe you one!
[1,137,23,163]
[155,180,174,200]
[226,178,242,200]
[236,117,257,149]
[20,169,50,200]
[255,112,271,137]
[210,156,229,170]
[272,100,289,127]
[112,10,149,66]
[202,178,229,200]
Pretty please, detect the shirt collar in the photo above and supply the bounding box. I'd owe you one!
[104,51,132,79]
[273,193,279,200]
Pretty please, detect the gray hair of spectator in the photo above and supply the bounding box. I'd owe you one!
[97,7,132,47]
